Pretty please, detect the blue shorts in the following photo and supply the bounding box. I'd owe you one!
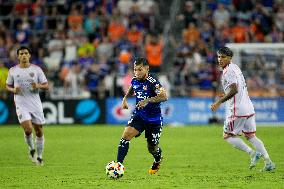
[127,114,163,145]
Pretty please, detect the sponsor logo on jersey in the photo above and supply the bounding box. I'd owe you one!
[29,72,34,77]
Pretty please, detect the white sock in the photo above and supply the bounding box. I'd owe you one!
[36,135,45,159]
[225,137,254,155]
[24,133,34,151]
[248,136,270,163]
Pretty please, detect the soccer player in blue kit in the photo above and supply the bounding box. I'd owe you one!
[116,57,168,174]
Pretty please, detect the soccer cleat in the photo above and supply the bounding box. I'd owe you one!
[36,157,44,166]
[148,157,163,175]
[29,149,37,163]
[249,151,262,169]
[262,161,276,171]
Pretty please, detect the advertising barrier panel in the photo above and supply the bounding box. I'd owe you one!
[1,97,283,125]
[0,99,105,124]
[106,97,284,125]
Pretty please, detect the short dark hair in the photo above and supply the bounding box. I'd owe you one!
[217,47,233,57]
[134,57,149,66]
[17,46,31,55]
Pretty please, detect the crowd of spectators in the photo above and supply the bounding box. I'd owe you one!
[171,0,284,97]
[0,0,284,99]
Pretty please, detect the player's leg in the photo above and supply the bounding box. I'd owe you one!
[223,117,254,156]
[146,122,163,174]
[20,120,37,162]
[117,126,140,163]
[31,111,45,165]
[33,123,44,165]
[17,108,37,162]
[244,116,275,171]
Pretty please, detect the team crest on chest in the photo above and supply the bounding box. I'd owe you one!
[143,85,147,91]
[29,72,35,77]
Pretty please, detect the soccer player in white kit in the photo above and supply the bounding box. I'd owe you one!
[211,47,275,171]
[6,46,49,166]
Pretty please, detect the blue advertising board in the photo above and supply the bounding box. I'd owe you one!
[106,97,284,125]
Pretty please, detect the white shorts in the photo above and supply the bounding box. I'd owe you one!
[16,106,45,125]
[223,114,256,135]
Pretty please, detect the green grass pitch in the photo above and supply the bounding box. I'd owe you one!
[0,125,283,189]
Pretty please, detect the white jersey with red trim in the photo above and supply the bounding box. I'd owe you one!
[6,64,47,112]
[221,63,255,117]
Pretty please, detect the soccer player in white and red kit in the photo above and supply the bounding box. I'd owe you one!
[211,47,275,171]
[6,46,49,166]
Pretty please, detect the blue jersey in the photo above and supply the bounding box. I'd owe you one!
[131,74,163,123]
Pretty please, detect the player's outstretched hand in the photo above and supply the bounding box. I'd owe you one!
[121,100,129,109]
[14,86,21,94]
[136,100,148,109]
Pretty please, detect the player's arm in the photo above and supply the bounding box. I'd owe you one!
[31,82,49,90]
[146,87,168,103]
[6,84,21,94]
[121,86,133,109]
[211,83,238,111]
[136,86,168,109]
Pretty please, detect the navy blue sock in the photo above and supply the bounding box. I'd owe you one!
[153,147,162,163]
[117,138,130,163]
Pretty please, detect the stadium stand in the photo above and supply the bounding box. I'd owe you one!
[0,0,284,99]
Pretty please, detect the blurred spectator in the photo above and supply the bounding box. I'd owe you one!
[108,17,126,43]
[44,31,65,71]
[182,22,200,44]
[230,20,249,42]
[0,36,8,63]
[0,61,8,99]
[144,33,163,73]
[118,0,134,16]
[177,1,198,27]
[64,62,86,96]
[67,7,83,33]
[213,3,230,29]
[96,36,114,60]
[275,5,284,32]
[77,36,95,58]
[127,24,143,46]
[117,49,132,76]
[33,7,45,31]
[85,63,103,98]
[14,23,30,45]
[64,33,78,62]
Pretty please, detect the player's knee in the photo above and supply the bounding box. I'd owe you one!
[244,133,255,140]
[24,129,32,136]
[223,133,233,140]
[33,125,43,137]
[122,127,138,140]
[35,129,43,137]
[23,126,33,135]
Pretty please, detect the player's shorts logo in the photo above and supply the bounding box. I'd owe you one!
[0,100,9,124]
[29,72,34,77]
[75,100,101,124]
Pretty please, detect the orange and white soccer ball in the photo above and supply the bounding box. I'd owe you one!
[105,161,125,179]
